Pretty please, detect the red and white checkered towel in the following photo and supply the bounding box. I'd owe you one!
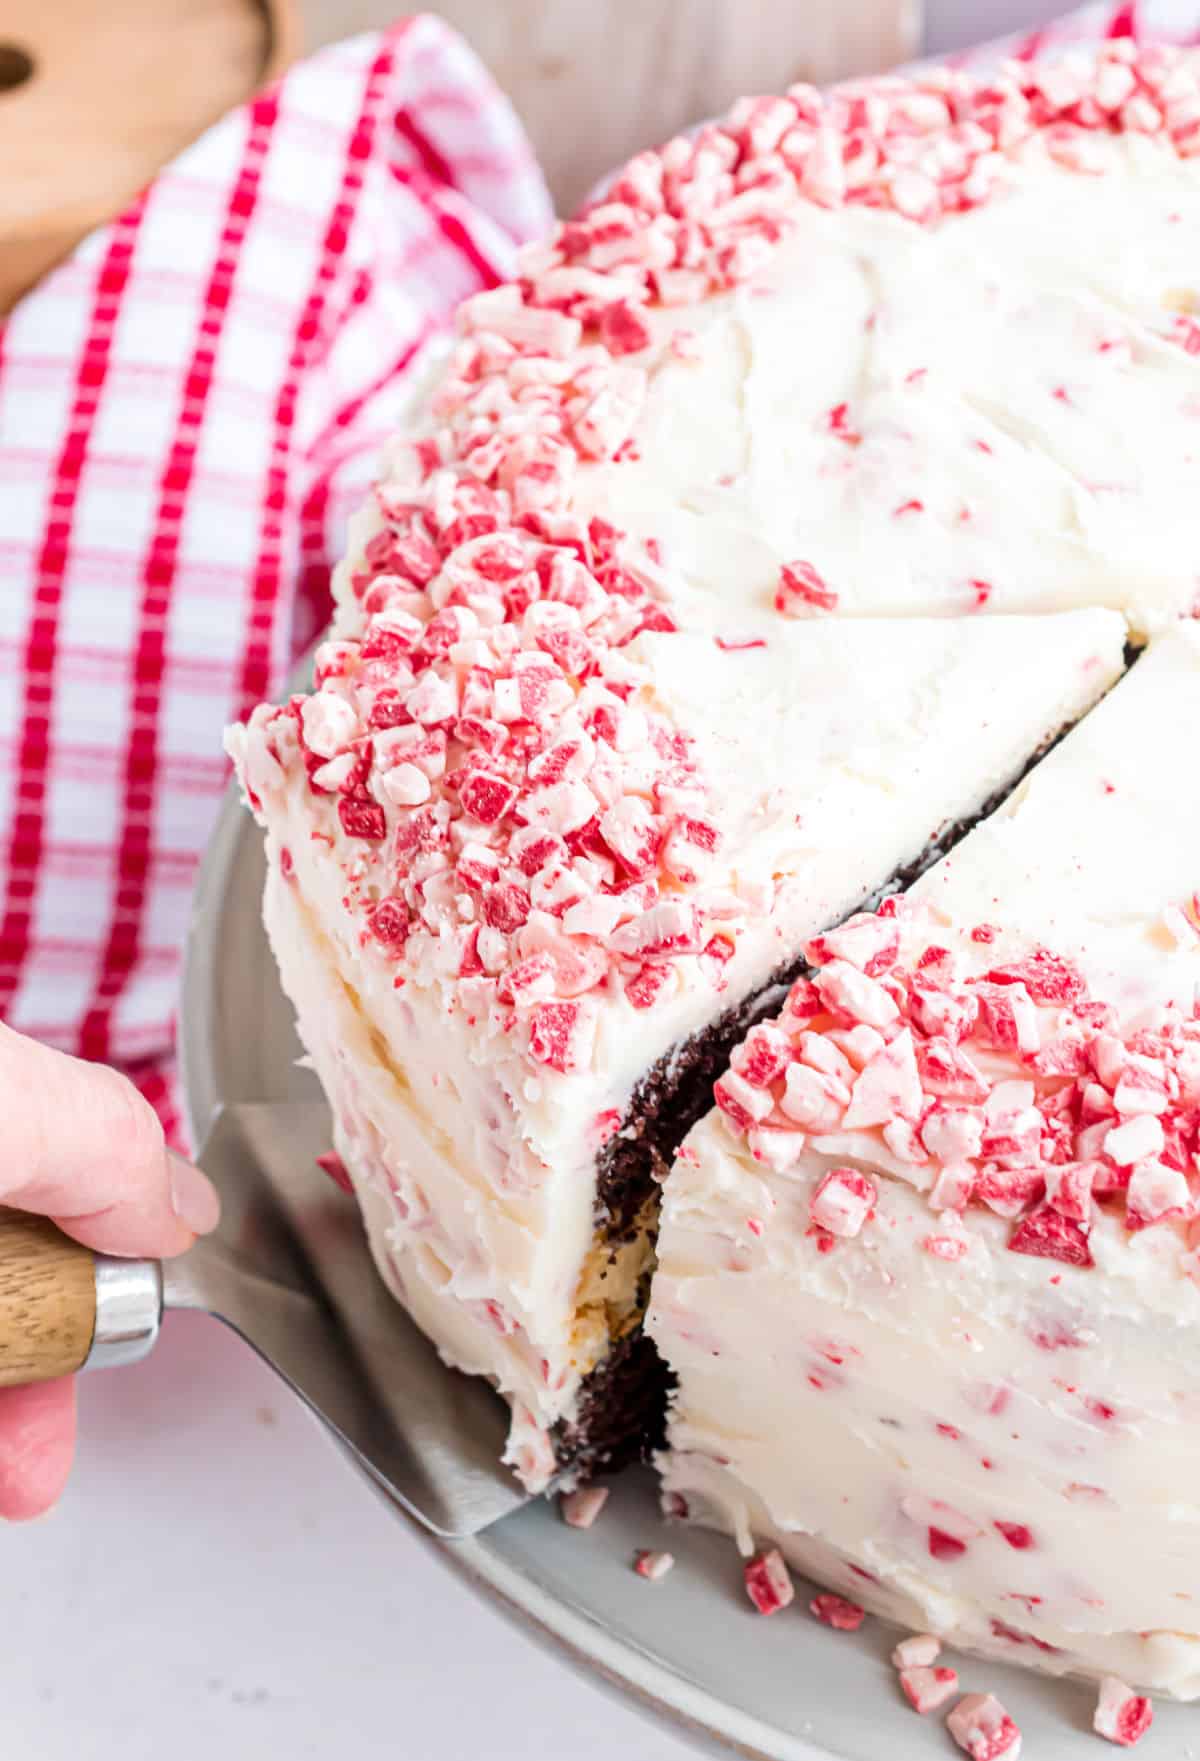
[2,2,1199,1148]
[0,15,551,1142]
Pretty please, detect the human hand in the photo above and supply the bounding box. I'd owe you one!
[0,1023,219,1519]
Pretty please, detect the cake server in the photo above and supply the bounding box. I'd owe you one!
[0,1099,527,1537]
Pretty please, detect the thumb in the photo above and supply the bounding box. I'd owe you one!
[0,1024,219,1258]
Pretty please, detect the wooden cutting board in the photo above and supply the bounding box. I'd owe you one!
[0,0,921,310]
[0,0,295,314]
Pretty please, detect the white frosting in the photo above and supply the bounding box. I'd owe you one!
[652,624,1200,1694]
[573,138,1200,638]
[243,610,1122,1472]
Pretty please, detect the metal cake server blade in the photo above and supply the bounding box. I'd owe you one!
[177,1100,528,1536]
[0,1100,527,1538]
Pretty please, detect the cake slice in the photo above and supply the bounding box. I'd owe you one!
[230,606,1121,1488]
[651,622,1200,1696]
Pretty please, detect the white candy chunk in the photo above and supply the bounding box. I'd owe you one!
[747,1128,807,1171]
[1105,1113,1164,1165]
[780,1063,848,1131]
[310,752,357,792]
[380,762,432,806]
[301,690,358,757]
[842,1030,922,1128]
[921,1103,983,1162]
[892,1634,942,1669]
[814,960,900,1028]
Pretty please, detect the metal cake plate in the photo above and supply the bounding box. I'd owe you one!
[180,779,1192,1760]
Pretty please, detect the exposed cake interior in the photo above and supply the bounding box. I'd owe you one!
[651,623,1200,1697]
[241,609,1123,1484]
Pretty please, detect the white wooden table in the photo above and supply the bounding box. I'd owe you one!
[2,6,1078,1757]
[4,1312,699,1761]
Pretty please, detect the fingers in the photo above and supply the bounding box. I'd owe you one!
[0,1023,219,1258]
[0,1378,76,1520]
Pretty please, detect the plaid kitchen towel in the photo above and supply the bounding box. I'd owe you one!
[0,15,551,1142]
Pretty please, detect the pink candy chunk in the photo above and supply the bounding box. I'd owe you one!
[809,1594,865,1631]
[1008,1204,1093,1268]
[947,1693,1022,1761]
[315,1150,354,1194]
[775,558,839,615]
[810,1167,876,1239]
[743,1548,795,1615]
[1093,1677,1154,1747]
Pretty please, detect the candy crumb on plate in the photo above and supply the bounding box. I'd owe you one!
[892,1634,942,1669]
[1093,1677,1154,1747]
[743,1549,795,1615]
[808,1594,865,1631]
[560,1486,609,1530]
[898,1665,959,1715]
[947,1693,1022,1760]
[633,1550,675,1581]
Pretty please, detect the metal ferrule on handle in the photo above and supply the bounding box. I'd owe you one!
[0,1209,161,1387]
[88,1255,163,1371]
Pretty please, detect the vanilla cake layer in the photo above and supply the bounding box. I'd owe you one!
[238,610,1121,1484]
[651,623,1200,1696]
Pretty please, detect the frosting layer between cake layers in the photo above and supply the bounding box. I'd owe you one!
[651,623,1200,1696]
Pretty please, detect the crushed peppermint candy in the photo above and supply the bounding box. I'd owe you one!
[809,1593,865,1631]
[743,1547,795,1614]
[947,1693,1022,1761]
[560,1486,609,1530]
[230,40,1200,1086]
[712,902,1200,1250]
[892,1633,942,1669]
[1093,1677,1154,1747]
[315,1150,354,1194]
[898,1665,959,1715]
[634,1549,675,1581]
[810,1167,877,1238]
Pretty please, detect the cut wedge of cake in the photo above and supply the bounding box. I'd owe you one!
[231,608,1121,1486]
[651,622,1200,1696]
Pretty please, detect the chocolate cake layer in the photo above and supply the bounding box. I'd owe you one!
[566,692,1127,1474]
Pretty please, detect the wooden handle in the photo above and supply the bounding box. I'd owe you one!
[0,1210,96,1387]
[0,0,298,315]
